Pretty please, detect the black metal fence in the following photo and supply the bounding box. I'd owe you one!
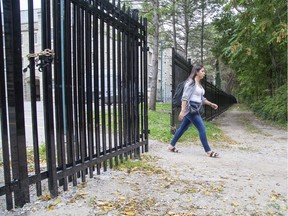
[171,48,237,132]
[0,0,148,210]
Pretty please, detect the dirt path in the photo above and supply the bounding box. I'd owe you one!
[2,105,287,216]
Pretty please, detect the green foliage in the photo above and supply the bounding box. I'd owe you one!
[148,103,226,143]
[250,85,287,126]
[212,0,287,124]
[148,105,173,143]
[39,143,46,161]
[115,154,165,175]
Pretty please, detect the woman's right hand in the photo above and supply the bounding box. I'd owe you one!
[178,111,185,121]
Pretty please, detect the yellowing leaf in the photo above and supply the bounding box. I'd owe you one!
[270,193,281,201]
[119,196,126,201]
[246,48,251,56]
[276,36,281,43]
[102,205,113,211]
[53,199,62,205]
[47,205,54,211]
[41,194,51,201]
[231,202,240,207]
[125,211,135,216]
[131,167,139,172]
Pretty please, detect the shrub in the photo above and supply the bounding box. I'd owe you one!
[250,84,287,126]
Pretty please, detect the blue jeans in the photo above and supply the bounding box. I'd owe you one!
[170,112,211,152]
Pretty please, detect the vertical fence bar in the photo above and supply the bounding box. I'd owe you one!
[127,10,133,154]
[139,17,144,145]
[28,0,42,196]
[0,1,13,210]
[100,3,107,171]
[72,3,80,180]
[171,48,176,132]
[121,12,128,156]
[106,15,113,168]
[122,30,128,159]
[64,0,76,186]
[117,2,123,163]
[41,0,58,197]
[92,11,101,175]
[126,9,132,156]
[132,10,139,157]
[77,7,87,182]
[140,24,144,143]
[112,0,119,166]
[128,10,134,156]
[53,0,67,190]
[143,18,149,152]
[3,0,30,207]
[131,11,136,156]
[85,6,94,178]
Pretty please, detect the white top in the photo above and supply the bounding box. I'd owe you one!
[189,85,205,103]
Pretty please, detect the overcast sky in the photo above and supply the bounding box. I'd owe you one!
[20,0,41,10]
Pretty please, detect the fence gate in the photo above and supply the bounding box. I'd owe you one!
[171,48,237,133]
[0,0,148,210]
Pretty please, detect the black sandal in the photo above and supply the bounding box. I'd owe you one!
[168,146,179,153]
[208,151,219,158]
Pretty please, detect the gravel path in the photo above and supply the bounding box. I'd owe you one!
[1,105,287,216]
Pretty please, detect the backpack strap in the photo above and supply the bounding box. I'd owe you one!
[187,80,195,102]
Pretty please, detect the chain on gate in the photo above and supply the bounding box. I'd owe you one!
[23,48,55,72]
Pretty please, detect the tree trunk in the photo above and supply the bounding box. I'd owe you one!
[172,0,177,50]
[184,0,189,59]
[200,0,205,64]
[268,44,281,89]
[215,58,221,88]
[149,0,159,110]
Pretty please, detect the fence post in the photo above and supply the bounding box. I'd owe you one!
[0,1,13,210]
[2,0,30,208]
[41,0,58,197]
[143,17,149,152]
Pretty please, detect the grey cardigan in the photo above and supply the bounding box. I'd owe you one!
[181,79,207,115]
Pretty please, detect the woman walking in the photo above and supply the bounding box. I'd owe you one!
[169,64,219,158]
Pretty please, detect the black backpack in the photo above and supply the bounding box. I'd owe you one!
[172,81,186,107]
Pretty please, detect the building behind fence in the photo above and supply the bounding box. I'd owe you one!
[0,0,148,210]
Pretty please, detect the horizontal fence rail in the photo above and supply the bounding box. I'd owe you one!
[0,0,148,210]
[171,48,237,133]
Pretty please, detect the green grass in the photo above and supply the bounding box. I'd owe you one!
[114,154,165,175]
[148,103,227,144]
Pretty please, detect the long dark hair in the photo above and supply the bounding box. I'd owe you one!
[188,64,203,81]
